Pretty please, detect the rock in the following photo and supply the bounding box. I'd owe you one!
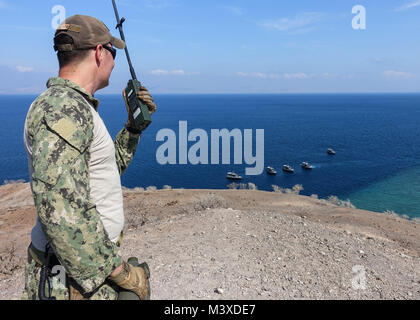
[215,288,224,294]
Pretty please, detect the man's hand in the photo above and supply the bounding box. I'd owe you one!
[123,86,156,132]
[137,86,156,114]
[109,261,151,300]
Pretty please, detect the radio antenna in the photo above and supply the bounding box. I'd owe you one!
[112,0,138,81]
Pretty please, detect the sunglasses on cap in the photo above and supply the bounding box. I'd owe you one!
[102,44,117,60]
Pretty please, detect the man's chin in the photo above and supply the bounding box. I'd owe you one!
[98,80,109,91]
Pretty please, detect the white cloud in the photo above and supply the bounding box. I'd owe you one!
[170,69,185,75]
[150,69,172,75]
[395,0,420,12]
[259,12,324,33]
[238,72,313,80]
[383,70,414,79]
[284,73,309,80]
[16,66,34,73]
[319,73,337,79]
[236,72,268,79]
[250,72,267,79]
[149,69,199,76]
[237,72,358,81]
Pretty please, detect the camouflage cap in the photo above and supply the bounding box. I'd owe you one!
[54,14,125,52]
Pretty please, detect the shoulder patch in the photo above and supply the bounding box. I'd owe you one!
[41,87,94,153]
[49,117,78,142]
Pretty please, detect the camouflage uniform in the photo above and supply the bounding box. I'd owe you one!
[21,77,141,300]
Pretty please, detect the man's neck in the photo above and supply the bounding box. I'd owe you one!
[58,65,98,96]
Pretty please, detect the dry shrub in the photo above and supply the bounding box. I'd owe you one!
[124,201,147,231]
[311,194,319,199]
[3,179,25,185]
[146,186,157,192]
[0,242,24,276]
[163,185,172,190]
[340,200,355,208]
[272,185,294,194]
[292,184,303,195]
[383,210,413,221]
[270,184,305,194]
[191,194,229,212]
[227,183,238,190]
[272,185,281,193]
[226,182,258,190]
[327,196,355,208]
[123,187,145,194]
[327,196,341,205]
[247,183,258,190]
[165,200,178,207]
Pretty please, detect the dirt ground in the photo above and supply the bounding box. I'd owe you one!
[0,182,419,300]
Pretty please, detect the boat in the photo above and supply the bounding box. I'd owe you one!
[327,148,336,155]
[282,165,294,173]
[266,166,277,175]
[301,162,313,170]
[226,172,242,180]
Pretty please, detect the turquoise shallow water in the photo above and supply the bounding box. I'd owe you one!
[344,166,420,219]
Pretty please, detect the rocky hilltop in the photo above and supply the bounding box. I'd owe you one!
[0,181,419,299]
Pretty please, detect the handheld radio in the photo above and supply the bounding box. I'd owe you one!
[112,0,152,131]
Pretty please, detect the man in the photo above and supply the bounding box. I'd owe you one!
[22,15,155,300]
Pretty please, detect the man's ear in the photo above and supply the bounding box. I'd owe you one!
[95,44,103,67]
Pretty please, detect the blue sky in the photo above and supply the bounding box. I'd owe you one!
[0,0,419,94]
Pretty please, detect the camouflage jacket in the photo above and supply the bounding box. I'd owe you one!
[24,77,141,293]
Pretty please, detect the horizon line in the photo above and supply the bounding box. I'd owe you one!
[1,91,420,96]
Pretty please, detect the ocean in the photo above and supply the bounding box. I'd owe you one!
[1,93,420,219]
